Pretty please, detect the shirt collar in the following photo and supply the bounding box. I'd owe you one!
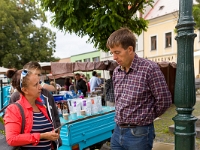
[20,94,43,109]
[117,53,139,73]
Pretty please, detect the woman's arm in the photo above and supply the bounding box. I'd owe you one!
[4,105,40,146]
[4,105,59,146]
[42,82,56,92]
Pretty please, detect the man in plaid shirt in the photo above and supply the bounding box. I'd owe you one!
[106,28,172,150]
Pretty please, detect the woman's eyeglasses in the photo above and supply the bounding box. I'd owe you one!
[20,69,28,88]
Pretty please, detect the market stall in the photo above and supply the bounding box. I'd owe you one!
[50,60,118,150]
[59,107,115,150]
[50,60,118,76]
[51,61,176,103]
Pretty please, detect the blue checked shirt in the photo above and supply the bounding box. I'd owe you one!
[112,54,172,126]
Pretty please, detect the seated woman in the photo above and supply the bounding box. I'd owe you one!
[64,77,73,91]
[4,69,59,149]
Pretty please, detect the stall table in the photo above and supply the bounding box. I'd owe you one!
[58,107,115,150]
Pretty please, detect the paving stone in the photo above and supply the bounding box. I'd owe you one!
[153,142,174,150]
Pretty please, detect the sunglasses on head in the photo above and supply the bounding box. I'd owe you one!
[20,69,29,88]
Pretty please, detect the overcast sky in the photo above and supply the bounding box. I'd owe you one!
[53,30,96,59]
[44,13,96,59]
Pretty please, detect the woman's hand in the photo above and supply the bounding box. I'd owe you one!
[55,129,60,134]
[40,131,59,141]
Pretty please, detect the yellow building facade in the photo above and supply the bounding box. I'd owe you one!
[144,13,178,63]
[144,1,200,76]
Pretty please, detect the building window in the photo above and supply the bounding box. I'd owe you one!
[165,32,172,48]
[84,58,90,62]
[151,36,157,50]
[92,56,100,62]
[76,60,82,62]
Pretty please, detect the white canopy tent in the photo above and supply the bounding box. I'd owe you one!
[38,62,51,74]
[38,62,51,67]
[0,67,9,74]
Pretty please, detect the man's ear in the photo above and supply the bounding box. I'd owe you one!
[128,46,134,54]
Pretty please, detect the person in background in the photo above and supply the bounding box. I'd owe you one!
[8,61,62,148]
[69,85,75,91]
[39,74,56,92]
[97,74,104,85]
[81,74,86,82]
[105,71,115,106]
[69,77,75,91]
[74,73,87,97]
[9,83,17,95]
[50,81,62,93]
[4,69,60,149]
[56,83,62,91]
[85,77,90,93]
[50,81,56,88]
[81,74,90,93]
[41,81,56,92]
[40,76,56,92]
[64,77,73,91]
[106,28,172,150]
[89,71,101,92]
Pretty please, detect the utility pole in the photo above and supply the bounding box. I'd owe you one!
[173,0,197,149]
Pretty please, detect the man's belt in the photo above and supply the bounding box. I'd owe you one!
[118,123,137,128]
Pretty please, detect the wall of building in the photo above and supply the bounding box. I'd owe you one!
[194,30,200,76]
[144,13,178,63]
[135,31,144,58]
[100,51,113,79]
[59,57,71,62]
[71,50,101,79]
[144,12,200,76]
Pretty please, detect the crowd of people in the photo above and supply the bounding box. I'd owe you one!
[44,71,106,98]
[2,27,172,150]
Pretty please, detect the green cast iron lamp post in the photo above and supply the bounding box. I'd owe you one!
[173,0,197,149]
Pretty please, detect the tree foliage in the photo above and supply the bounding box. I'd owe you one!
[0,0,58,69]
[193,0,200,29]
[41,0,153,52]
